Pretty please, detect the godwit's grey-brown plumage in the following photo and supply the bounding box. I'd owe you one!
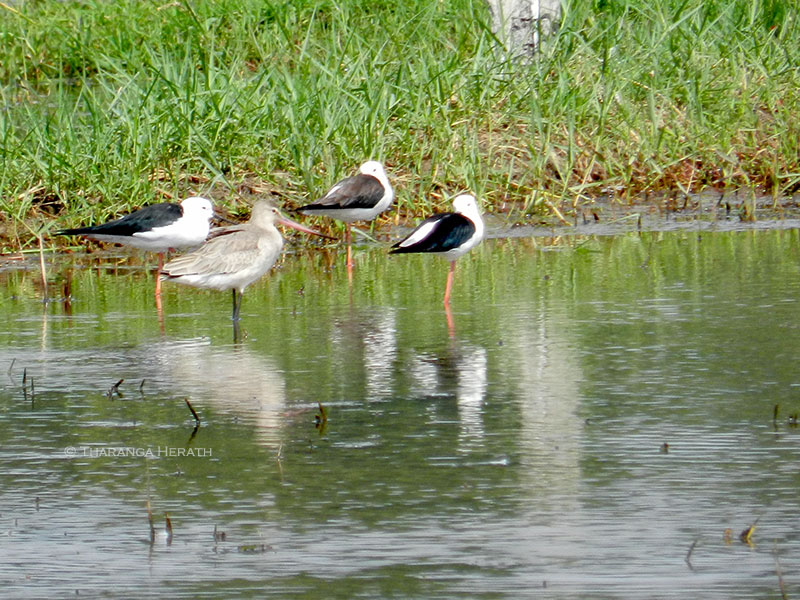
[160,201,322,321]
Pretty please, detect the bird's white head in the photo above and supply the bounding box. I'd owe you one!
[453,194,480,218]
[452,194,484,242]
[358,160,393,207]
[360,160,392,188]
[181,196,214,219]
[359,160,386,178]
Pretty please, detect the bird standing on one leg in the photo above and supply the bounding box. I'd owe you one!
[295,161,394,270]
[159,201,325,324]
[56,196,216,299]
[389,194,484,306]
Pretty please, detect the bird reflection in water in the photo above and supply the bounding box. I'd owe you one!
[329,307,398,402]
[406,340,489,449]
[149,339,287,448]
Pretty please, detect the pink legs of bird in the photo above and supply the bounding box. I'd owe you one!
[155,252,165,298]
[344,224,356,287]
[443,261,458,337]
[443,260,457,306]
[154,252,166,325]
[345,224,354,270]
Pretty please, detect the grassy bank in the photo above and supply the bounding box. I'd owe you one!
[1,0,799,250]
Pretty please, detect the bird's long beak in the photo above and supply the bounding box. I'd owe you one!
[277,215,336,239]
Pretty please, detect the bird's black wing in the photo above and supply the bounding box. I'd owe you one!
[390,213,476,254]
[298,174,385,211]
[57,203,182,236]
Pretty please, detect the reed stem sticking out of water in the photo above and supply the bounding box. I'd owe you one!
[147,499,155,545]
[184,398,200,424]
[315,402,328,435]
[22,368,28,403]
[106,379,124,400]
[740,516,760,546]
[684,538,699,570]
[37,235,48,301]
[164,513,173,546]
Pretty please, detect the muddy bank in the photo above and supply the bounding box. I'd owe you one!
[3,190,800,274]
[494,189,800,239]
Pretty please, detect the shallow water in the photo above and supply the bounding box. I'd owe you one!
[1,228,800,598]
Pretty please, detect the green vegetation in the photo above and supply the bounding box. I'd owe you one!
[1,0,798,249]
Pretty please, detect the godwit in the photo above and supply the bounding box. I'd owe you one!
[160,200,324,323]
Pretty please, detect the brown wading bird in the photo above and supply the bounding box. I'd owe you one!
[294,161,394,269]
[160,201,328,323]
[56,196,216,298]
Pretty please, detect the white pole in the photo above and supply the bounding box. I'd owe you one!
[486,0,561,62]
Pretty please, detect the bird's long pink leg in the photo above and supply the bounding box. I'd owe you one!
[443,261,456,305]
[345,223,354,271]
[155,252,164,298]
[154,252,165,319]
[445,301,455,338]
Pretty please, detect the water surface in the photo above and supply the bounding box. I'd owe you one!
[1,229,799,598]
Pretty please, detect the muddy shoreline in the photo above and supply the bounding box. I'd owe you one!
[3,191,800,273]
[496,190,800,239]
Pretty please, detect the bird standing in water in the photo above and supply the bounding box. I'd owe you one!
[390,194,484,305]
[160,201,325,324]
[56,196,216,299]
[295,161,394,270]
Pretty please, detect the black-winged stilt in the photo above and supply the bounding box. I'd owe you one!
[295,160,394,269]
[160,200,326,325]
[56,196,216,298]
[390,194,484,305]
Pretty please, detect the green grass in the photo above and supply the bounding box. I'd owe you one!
[1,0,799,250]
